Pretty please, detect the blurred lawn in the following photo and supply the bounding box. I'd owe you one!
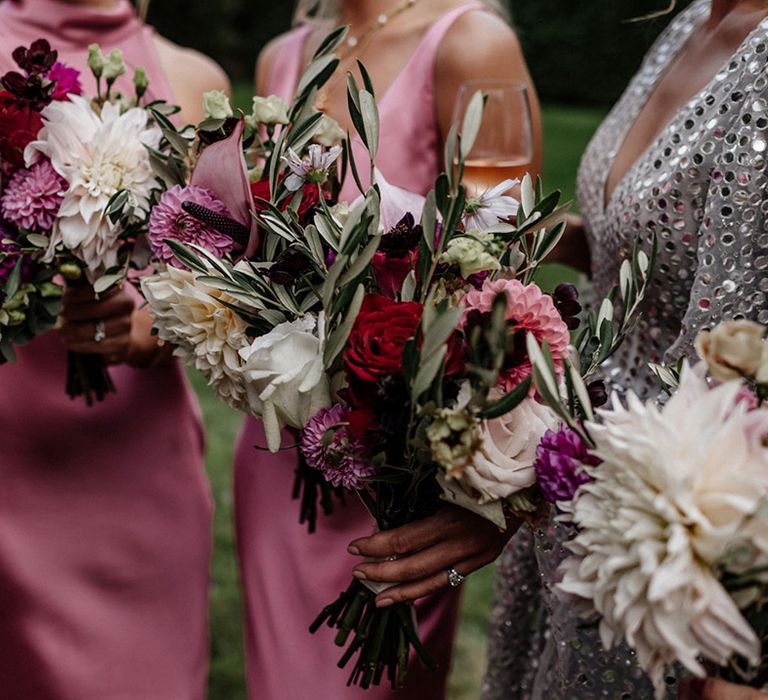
[198,98,606,700]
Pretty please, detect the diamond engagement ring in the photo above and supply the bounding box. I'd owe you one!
[447,567,465,588]
[93,320,107,343]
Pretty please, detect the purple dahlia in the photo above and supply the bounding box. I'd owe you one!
[534,425,600,504]
[300,404,374,491]
[148,185,235,266]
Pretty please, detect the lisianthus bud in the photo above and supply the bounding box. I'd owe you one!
[312,113,345,147]
[441,230,502,278]
[87,44,105,78]
[203,90,233,120]
[251,95,289,126]
[59,262,82,280]
[103,49,126,82]
[696,320,766,382]
[133,66,149,99]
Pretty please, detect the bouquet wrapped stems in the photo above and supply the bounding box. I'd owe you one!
[64,276,115,406]
[310,579,436,689]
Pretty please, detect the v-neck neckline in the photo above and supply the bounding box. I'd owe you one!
[602,1,768,215]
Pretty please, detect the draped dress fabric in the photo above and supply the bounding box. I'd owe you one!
[233,5,488,698]
[0,2,212,699]
[483,1,768,697]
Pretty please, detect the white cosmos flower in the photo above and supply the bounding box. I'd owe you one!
[283,144,342,192]
[25,95,161,280]
[239,314,330,452]
[557,365,768,699]
[140,265,251,412]
[463,178,520,231]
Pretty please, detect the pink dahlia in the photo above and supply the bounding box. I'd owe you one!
[148,185,235,266]
[300,404,374,491]
[0,160,66,233]
[462,278,570,391]
[47,62,82,100]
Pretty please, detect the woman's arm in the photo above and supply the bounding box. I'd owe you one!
[679,678,768,699]
[434,10,543,177]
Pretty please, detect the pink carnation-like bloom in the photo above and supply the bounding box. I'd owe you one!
[47,62,82,100]
[462,278,570,391]
[300,404,374,491]
[0,160,66,233]
[148,185,235,266]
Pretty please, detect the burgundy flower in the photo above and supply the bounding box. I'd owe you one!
[301,404,374,490]
[552,283,582,331]
[0,91,43,168]
[534,425,600,504]
[12,39,57,76]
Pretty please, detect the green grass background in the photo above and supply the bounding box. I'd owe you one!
[198,96,606,699]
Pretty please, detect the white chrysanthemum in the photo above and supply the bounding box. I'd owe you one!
[140,266,251,411]
[26,95,161,279]
[558,365,768,698]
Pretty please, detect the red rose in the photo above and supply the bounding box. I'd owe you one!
[251,177,321,225]
[344,294,423,387]
[372,250,417,299]
[0,91,42,168]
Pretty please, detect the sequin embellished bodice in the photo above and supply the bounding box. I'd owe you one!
[484,2,768,697]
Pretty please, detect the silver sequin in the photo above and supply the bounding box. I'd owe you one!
[484,1,768,697]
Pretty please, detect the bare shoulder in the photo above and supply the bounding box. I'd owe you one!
[153,35,230,93]
[436,10,525,80]
[256,32,292,95]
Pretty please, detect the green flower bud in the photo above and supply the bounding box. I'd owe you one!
[59,263,82,281]
[103,49,127,82]
[133,66,149,99]
[87,44,105,78]
[202,90,233,121]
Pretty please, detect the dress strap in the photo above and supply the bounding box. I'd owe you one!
[411,2,490,69]
[265,25,314,100]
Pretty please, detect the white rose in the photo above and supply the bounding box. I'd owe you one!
[696,320,766,382]
[203,90,233,120]
[251,95,289,126]
[441,231,503,278]
[239,314,330,452]
[461,397,556,504]
[312,114,346,146]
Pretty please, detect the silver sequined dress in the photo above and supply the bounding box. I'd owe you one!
[483,1,768,697]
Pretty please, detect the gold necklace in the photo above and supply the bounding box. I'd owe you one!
[316,0,421,112]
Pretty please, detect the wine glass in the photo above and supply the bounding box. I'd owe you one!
[452,80,534,196]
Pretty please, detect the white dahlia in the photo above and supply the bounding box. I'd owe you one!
[25,95,161,279]
[140,266,251,412]
[558,365,768,698]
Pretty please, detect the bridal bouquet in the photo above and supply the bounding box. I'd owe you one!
[139,27,656,689]
[529,319,768,698]
[0,38,175,403]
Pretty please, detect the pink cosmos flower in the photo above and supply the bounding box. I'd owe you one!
[148,184,235,266]
[47,62,82,100]
[462,278,570,391]
[283,144,342,192]
[0,159,66,233]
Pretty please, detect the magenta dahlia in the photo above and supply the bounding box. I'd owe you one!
[300,404,374,491]
[0,160,66,233]
[149,185,235,266]
[462,278,571,392]
[47,62,82,100]
[534,425,599,504]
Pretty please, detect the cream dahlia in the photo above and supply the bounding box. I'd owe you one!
[140,265,250,412]
[462,278,570,391]
[25,95,161,279]
[557,366,768,698]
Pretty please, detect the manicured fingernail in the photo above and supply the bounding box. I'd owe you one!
[347,545,361,555]
[376,598,394,609]
[352,570,367,580]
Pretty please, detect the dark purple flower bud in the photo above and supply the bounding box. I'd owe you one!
[181,200,250,249]
[587,380,608,409]
[552,282,582,330]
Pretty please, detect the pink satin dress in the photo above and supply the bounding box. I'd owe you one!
[0,2,212,699]
[234,5,486,699]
